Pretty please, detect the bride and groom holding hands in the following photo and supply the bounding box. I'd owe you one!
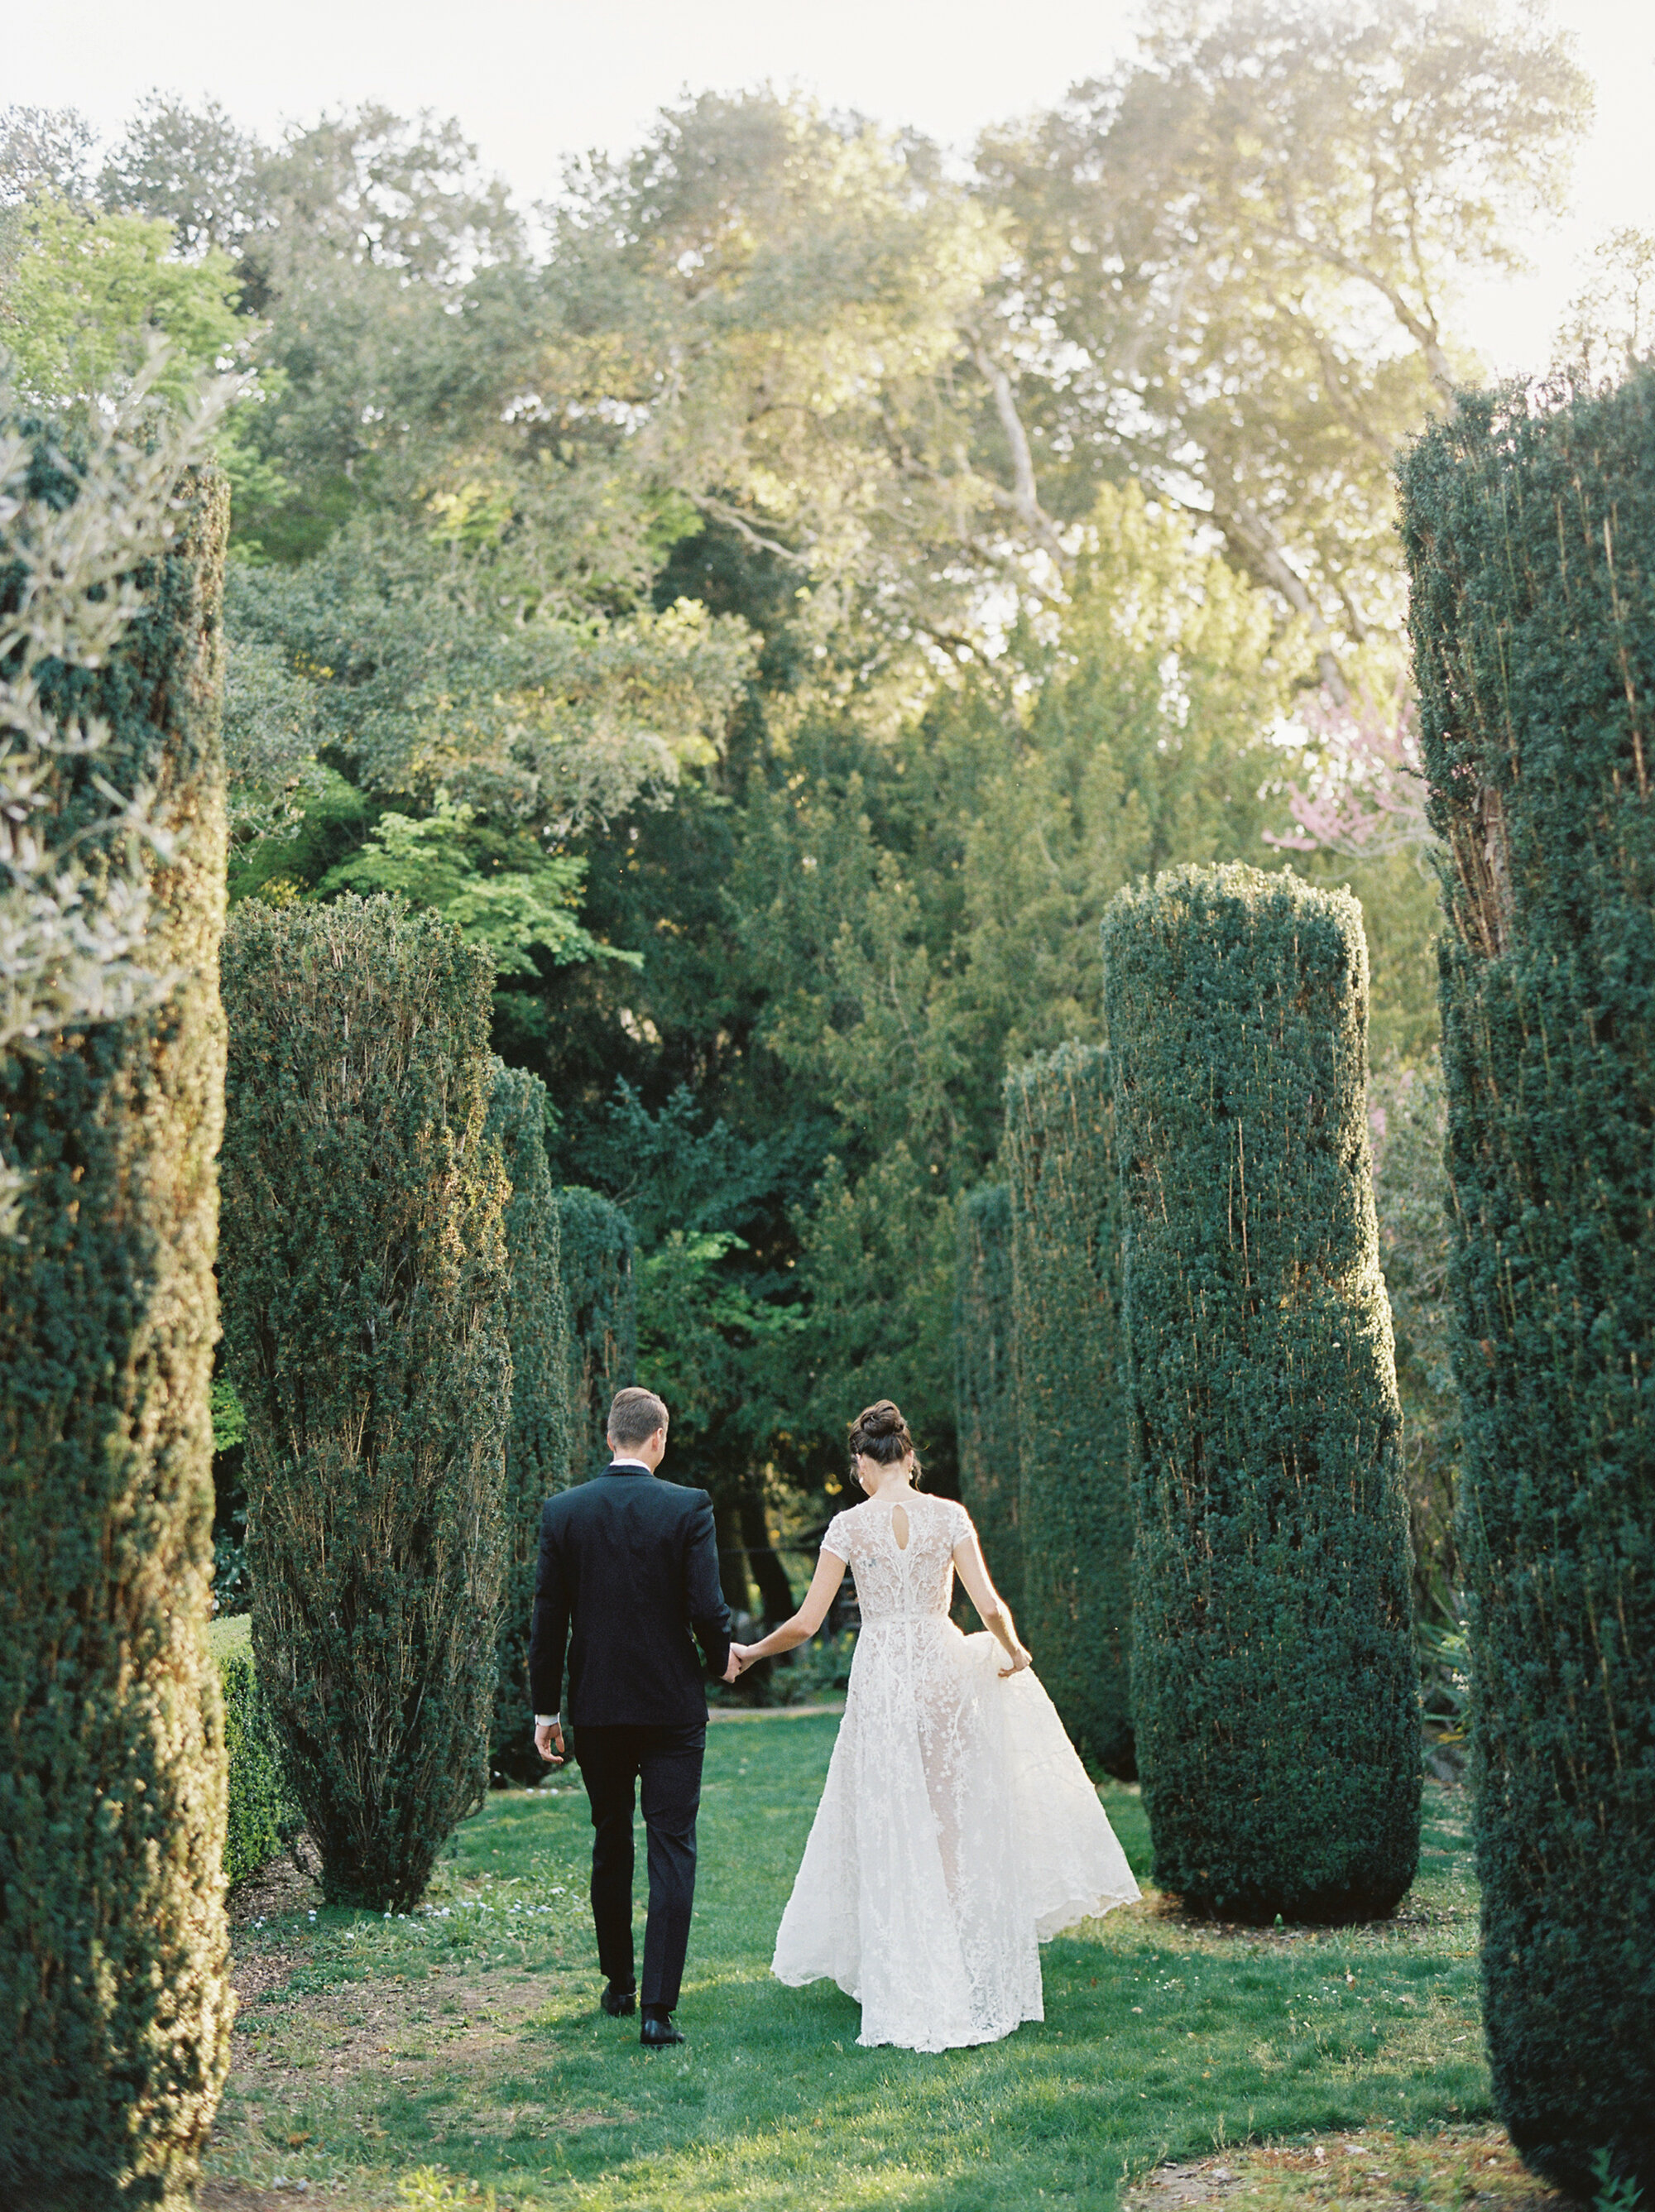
[528,1386,1138,2053]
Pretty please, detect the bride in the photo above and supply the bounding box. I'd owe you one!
[731,1399,1139,2052]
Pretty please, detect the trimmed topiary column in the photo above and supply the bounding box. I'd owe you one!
[1102,861,1418,1922]
[1003,1044,1133,1775]
[0,469,233,2207]
[556,1187,637,1481]
[219,894,511,1911]
[954,1184,1021,1610]
[1398,369,1655,2199]
[486,1060,572,1775]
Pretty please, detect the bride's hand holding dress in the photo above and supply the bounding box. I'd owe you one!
[739,1424,1139,2054]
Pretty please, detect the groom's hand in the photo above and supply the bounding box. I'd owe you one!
[535,1719,564,1766]
[722,1644,744,1684]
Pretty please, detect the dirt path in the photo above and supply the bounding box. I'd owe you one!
[1121,2130,1570,2210]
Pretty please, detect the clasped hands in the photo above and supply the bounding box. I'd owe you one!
[533,1643,755,1763]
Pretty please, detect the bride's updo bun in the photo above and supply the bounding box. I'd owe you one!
[847,1399,923,1483]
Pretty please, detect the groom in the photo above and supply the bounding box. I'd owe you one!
[529,1387,738,2047]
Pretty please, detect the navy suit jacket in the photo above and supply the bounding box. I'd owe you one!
[527,1462,734,1728]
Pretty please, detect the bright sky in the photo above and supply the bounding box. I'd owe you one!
[8,0,1654,377]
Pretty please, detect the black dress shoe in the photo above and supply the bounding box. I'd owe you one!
[600,1981,636,2017]
[640,2012,684,2046]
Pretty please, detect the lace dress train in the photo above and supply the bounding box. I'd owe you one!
[770,1493,1139,2052]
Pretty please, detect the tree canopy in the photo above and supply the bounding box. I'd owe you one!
[0,0,1600,1591]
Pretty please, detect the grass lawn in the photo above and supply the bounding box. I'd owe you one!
[202,1711,1528,2212]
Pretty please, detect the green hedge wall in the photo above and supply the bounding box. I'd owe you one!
[557,1186,637,1480]
[220,895,511,1912]
[954,1184,1021,1610]
[0,465,233,2206]
[1002,1045,1133,1776]
[209,1618,300,1890]
[1398,369,1655,2197]
[487,1061,572,1773]
[1102,862,1418,1922]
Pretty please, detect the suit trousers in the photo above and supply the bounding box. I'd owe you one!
[573,1721,705,2012]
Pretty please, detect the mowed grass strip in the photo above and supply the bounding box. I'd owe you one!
[204,1714,1491,2210]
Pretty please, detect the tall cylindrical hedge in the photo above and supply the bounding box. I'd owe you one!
[1102,861,1419,1922]
[954,1183,1021,1610]
[219,895,511,1911]
[0,469,233,2207]
[487,1060,572,1773]
[1398,370,1655,2197]
[1003,1044,1133,1775]
[557,1186,637,1480]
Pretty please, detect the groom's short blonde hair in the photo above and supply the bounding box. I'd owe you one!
[607,1387,669,1449]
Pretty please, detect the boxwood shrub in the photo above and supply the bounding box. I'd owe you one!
[1102,862,1418,1922]
[209,1618,300,1889]
[1398,368,1655,2197]
[220,895,511,1912]
[1002,1045,1133,1776]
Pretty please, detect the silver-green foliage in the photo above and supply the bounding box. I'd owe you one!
[0,460,232,2207]
[0,380,221,1231]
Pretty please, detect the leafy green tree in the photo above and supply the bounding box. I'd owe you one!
[557,1187,637,1485]
[224,524,756,829]
[944,483,1293,1080]
[97,93,263,257]
[24,29,1576,1615]
[637,1226,808,1621]
[318,791,636,976]
[1556,224,1655,386]
[722,484,1293,1478]
[976,0,1590,684]
[0,196,242,408]
[0,105,96,207]
[535,91,1009,662]
[789,1145,959,1488]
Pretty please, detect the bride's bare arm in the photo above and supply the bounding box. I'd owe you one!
[733,1549,847,1666]
[952,1528,1033,1677]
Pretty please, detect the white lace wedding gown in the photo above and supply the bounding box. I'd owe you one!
[771,1492,1139,2051]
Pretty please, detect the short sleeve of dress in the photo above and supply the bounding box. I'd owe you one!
[820,1510,854,1562]
[947,1499,975,1549]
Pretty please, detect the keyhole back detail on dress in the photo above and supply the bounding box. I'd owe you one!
[891,1502,909,1552]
